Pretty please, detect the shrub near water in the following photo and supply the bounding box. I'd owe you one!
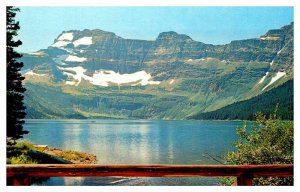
[7,141,39,164]
[8,154,38,164]
[221,111,293,186]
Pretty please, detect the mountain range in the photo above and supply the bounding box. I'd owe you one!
[20,22,294,119]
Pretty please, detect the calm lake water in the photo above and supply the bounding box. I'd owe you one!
[23,119,244,186]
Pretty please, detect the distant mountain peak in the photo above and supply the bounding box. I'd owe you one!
[156,31,193,42]
[82,29,117,36]
[260,22,293,39]
[54,29,119,42]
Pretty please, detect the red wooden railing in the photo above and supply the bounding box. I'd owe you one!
[7,164,293,186]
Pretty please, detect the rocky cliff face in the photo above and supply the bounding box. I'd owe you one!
[21,23,294,119]
[22,22,293,75]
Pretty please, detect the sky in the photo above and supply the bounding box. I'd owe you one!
[16,6,293,53]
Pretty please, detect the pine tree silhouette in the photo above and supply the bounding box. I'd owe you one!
[7,6,28,142]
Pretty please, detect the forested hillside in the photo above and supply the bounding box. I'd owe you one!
[191,80,293,120]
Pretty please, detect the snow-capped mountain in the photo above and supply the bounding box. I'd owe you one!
[20,23,293,119]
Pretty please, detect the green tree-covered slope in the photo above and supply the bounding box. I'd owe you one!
[191,80,293,120]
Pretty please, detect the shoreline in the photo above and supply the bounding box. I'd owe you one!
[32,144,97,164]
[7,141,97,165]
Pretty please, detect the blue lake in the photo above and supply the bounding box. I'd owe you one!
[23,119,244,186]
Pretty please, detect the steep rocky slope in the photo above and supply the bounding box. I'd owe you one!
[21,23,293,119]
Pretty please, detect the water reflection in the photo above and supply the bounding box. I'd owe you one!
[24,119,242,185]
[62,124,83,150]
[63,177,85,186]
[84,122,153,164]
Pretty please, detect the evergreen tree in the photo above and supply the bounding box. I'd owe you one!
[7,6,28,141]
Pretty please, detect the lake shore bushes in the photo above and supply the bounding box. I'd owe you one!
[221,112,293,186]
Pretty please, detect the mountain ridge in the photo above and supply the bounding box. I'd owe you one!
[48,22,293,47]
[21,22,294,119]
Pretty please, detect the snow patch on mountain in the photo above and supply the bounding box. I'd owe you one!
[258,72,269,84]
[270,48,284,66]
[28,51,45,56]
[59,66,85,86]
[187,58,205,63]
[65,55,87,62]
[66,81,76,85]
[58,32,74,41]
[73,37,93,47]
[58,66,160,87]
[257,47,285,86]
[262,71,286,91]
[52,33,75,48]
[277,49,282,55]
[59,47,75,54]
[91,70,160,86]
[25,70,47,77]
[52,41,71,48]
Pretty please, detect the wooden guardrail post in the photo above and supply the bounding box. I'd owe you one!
[237,173,253,186]
[12,174,31,186]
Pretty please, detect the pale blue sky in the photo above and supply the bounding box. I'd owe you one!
[16,7,293,53]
